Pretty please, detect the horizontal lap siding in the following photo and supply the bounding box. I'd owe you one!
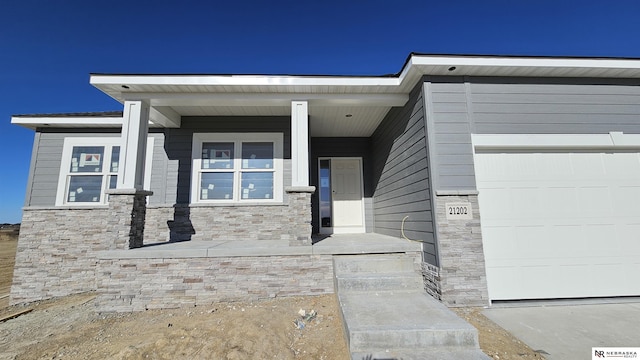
[372,82,435,263]
[471,81,640,134]
[426,77,640,192]
[427,79,475,191]
[166,117,291,204]
[28,131,121,206]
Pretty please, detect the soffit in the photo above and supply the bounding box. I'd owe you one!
[84,55,640,136]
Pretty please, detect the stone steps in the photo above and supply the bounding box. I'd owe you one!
[333,254,490,360]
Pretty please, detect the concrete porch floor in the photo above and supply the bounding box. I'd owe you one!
[98,233,422,259]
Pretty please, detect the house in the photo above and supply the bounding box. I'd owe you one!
[10,54,640,311]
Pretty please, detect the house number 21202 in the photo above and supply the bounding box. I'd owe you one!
[445,202,473,220]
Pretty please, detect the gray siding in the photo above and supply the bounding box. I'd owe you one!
[309,137,373,233]
[165,116,291,204]
[26,117,290,207]
[28,130,121,206]
[425,76,640,191]
[371,82,436,264]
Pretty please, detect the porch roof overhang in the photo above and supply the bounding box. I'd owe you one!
[16,54,640,135]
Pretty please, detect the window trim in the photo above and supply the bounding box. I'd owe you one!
[191,133,284,204]
[55,136,154,206]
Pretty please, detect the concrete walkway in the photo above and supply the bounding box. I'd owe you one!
[483,299,640,360]
[334,254,489,360]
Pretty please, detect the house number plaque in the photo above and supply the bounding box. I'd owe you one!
[445,202,473,220]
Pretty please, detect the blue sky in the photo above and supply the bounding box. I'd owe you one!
[1,0,640,223]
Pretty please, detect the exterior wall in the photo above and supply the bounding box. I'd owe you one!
[424,76,640,192]
[371,81,436,264]
[163,116,291,205]
[24,130,164,207]
[10,208,111,304]
[95,255,334,312]
[309,137,373,233]
[422,76,640,306]
[26,130,120,206]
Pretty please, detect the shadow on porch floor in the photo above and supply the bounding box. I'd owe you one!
[98,233,421,259]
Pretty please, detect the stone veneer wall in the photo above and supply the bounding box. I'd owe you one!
[95,255,334,312]
[10,208,111,304]
[432,194,489,306]
[11,188,315,305]
[143,188,314,245]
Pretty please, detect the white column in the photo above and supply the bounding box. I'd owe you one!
[291,101,310,186]
[119,100,150,189]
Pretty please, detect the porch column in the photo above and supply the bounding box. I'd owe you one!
[291,101,310,186]
[119,100,150,190]
[109,100,152,249]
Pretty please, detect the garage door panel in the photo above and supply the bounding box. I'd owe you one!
[604,153,640,177]
[612,187,640,216]
[545,187,579,216]
[485,266,522,299]
[537,153,573,180]
[482,226,517,259]
[475,150,640,300]
[578,186,613,215]
[477,188,512,220]
[516,226,548,258]
[583,224,618,256]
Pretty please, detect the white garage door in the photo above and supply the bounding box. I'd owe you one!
[475,149,640,300]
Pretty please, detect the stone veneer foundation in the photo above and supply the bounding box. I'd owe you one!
[10,187,316,306]
[95,255,334,312]
[429,193,489,307]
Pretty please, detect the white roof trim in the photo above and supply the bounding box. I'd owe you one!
[11,116,161,129]
[11,116,124,129]
[90,74,400,87]
[90,55,640,93]
[409,55,640,71]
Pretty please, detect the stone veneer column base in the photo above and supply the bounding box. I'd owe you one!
[432,193,489,307]
[106,189,153,250]
[285,186,315,246]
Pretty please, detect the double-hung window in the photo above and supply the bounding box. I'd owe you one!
[55,137,154,206]
[191,133,283,203]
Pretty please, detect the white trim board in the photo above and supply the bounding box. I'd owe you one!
[472,132,640,152]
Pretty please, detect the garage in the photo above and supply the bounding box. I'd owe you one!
[473,134,640,300]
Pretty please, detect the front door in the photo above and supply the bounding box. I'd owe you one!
[318,158,365,234]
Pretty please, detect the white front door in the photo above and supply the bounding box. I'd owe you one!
[319,158,365,234]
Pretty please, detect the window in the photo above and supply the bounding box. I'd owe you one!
[55,137,154,206]
[191,133,283,203]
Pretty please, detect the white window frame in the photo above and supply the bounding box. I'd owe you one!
[55,136,154,206]
[191,133,284,204]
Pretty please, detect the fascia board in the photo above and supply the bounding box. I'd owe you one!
[11,116,123,129]
[90,74,400,87]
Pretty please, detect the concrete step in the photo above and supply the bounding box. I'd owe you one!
[339,291,480,353]
[333,253,489,360]
[335,273,423,293]
[352,349,490,360]
[334,254,417,275]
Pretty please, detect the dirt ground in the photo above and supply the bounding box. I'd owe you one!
[452,307,546,360]
[1,232,544,359]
